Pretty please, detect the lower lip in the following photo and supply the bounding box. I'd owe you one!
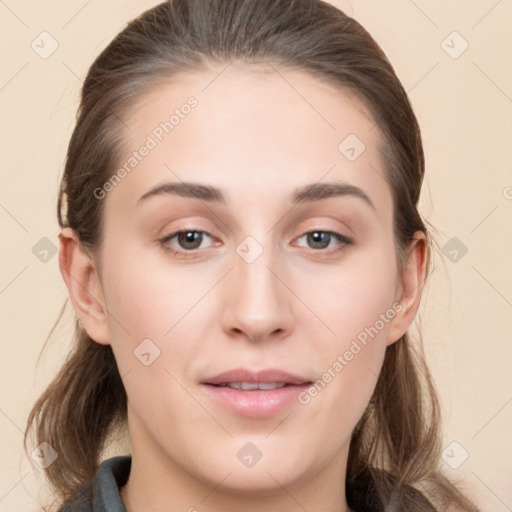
[200,383,311,418]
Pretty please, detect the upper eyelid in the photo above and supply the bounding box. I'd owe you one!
[161,226,351,238]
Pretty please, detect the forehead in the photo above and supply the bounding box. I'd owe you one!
[106,62,392,217]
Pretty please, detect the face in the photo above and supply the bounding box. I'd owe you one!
[69,63,419,497]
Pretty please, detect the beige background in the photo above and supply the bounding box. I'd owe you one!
[1,1,511,510]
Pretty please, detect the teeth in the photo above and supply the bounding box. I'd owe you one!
[222,382,288,390]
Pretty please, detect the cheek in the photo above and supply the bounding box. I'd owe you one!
[101,241,206,335]
[294,245,397,415]
[98,241,215,386]
[99,249,206,427]
[297,243,398,348]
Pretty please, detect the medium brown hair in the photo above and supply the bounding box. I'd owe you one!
[26,0,479,510]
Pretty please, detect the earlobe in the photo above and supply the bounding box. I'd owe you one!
[58,227,111,345]
[386,231,427,346]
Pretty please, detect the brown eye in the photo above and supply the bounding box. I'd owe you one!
[175,231,205,250]
[296,230,352,252]
[160,229,214,255]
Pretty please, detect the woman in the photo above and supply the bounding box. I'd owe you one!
[25,0,481,510]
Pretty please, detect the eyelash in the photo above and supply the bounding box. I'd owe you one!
[158,228,353,259]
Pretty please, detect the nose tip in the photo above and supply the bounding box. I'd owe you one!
[221,249,293,343]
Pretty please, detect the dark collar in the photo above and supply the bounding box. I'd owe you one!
[59,456,131,512]
[92,456,131,511]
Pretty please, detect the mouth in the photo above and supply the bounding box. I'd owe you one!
[200,368,314,417]
[204,382,303,390]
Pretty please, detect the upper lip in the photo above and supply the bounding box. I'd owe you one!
[201,367,312,386]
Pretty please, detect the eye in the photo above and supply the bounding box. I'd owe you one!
[159,228,352,258]
[295,230,352,253]
[159,229,214,256]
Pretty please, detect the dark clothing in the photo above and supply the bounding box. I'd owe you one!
[58,456,130,512]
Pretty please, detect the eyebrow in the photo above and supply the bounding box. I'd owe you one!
[137,181,375,210]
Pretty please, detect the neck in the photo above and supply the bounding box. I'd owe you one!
[121,416,353,512]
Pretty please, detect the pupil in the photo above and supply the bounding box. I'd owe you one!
[180,231,201,249]
[310,231,329,249]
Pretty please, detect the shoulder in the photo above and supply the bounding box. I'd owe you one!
[58,456,131,512]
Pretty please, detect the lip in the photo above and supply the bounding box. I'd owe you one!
[200,367,313,418]
[201,367,311,386]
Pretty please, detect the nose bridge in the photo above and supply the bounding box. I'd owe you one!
[222,231,292,341]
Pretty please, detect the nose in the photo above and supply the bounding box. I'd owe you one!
[221,238,294,344]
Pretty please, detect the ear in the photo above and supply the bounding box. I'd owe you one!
[386,231,427,346]
[58,227,110,345]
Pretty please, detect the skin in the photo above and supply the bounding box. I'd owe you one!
[59,62,426,512]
